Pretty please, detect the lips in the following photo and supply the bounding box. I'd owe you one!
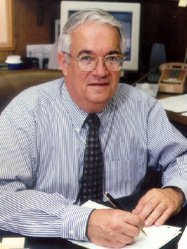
[88,82,110,86]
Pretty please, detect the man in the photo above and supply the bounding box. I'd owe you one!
[0,8,187,248]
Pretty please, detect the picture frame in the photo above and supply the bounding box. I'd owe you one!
[0,0,14,50]
[60,1,141,72]
[55,19,60,42]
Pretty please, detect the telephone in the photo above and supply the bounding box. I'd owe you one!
[158,62,187,93]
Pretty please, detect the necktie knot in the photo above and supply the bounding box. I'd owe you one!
[84,113,100,129]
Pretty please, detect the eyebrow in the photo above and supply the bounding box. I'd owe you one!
[77,50,92,57]
[107,50,122,55]
[77,50,122,57]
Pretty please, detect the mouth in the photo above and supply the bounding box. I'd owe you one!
[88,82,110,87]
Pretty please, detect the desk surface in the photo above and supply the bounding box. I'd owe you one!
[0,192,187,249]
[166,111,187,126]
[157,93,187,136]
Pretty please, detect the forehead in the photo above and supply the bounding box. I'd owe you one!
[70,22,121,54]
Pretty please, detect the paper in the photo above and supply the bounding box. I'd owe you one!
[178,225,187,249]
[72,225,181,249]
[178,0,187,7]
[1,237,25,248]
[26,44,53,69]
[70,201,181,249]
[0,244,8,249]
[81,200,110,209]
[135,83,159,97]
[158,94,187,113]
[182,112,187,116]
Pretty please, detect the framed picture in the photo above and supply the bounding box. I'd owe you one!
[55,19,60,42]
[0,0,14,50]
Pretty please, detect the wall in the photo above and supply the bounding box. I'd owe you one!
[0,0,60,63]
[0,0,186,76]
[140,1,187,72]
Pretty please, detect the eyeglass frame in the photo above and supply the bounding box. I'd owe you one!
[62,51,125,72]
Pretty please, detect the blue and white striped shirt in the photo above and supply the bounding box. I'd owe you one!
[0,78,187,240]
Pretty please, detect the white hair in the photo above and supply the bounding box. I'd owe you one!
[58,8,126,53]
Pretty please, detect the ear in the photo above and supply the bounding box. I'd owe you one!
[58,52,68,76]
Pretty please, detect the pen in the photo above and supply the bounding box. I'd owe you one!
[104,192,147,237]
[104,192,123,209]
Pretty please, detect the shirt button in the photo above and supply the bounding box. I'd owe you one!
[69,230,74,235]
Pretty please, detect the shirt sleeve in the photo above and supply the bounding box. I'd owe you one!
[147,100,187,200]
[0,95,93,241]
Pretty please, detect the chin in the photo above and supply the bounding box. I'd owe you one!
[86,98,111,112]
[90,92,112,102]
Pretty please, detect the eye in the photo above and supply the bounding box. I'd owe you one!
[106,55,121,63]
[78,55,94,64]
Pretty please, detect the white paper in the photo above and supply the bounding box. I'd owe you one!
[81,200,110,209]
[71,225,181,249]
[26,44,53,69]
[178,225,187,249]
[182,112,187,116]
[2,237,25,248]
[70,201,181,249]
[158,94,187,113]
[178,0,187,7]
[136,83,159,97]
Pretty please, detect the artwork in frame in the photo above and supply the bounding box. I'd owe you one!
[60,1,141,72]
[0,0,14,50]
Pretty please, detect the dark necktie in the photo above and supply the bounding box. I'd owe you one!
[79,113,104,204]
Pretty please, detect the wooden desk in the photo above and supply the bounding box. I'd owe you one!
[157,92,187,137]
[166,111,187,126]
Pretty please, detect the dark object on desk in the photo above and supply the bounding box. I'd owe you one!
[0,63,8,70]
[22,57,39,69]
[7,63,23,70]
[147,68,161,83]
[116,191,146,212]
[149,43,166,70]
[147,43,166,83]
[141,169,162,191]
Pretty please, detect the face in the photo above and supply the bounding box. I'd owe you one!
[58,22,122,113]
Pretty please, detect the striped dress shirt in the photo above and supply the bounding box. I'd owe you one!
[0,78,187,241]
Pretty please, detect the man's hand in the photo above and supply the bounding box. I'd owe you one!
[132,187,185,227]
[87,209,144,248]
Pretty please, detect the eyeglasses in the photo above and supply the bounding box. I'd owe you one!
[63,52,124,72]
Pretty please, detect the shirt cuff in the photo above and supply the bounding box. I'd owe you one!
[60,204,94,241]
[163,177,187,203]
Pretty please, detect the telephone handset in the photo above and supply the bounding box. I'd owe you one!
[158,62,187,93]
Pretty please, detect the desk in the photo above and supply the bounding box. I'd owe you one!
[0,192,187,249]
[166,111,187,126]
[157,92,187,137]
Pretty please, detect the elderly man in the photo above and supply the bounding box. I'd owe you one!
[0,8,187,248]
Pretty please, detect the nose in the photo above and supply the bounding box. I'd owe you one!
[93,57,109,76]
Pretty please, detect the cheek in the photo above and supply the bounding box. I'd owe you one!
[111,73,121,85]
[67,61,89,79]
[67,69,89,92]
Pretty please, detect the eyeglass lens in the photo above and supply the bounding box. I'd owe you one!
[77,55,124,72]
